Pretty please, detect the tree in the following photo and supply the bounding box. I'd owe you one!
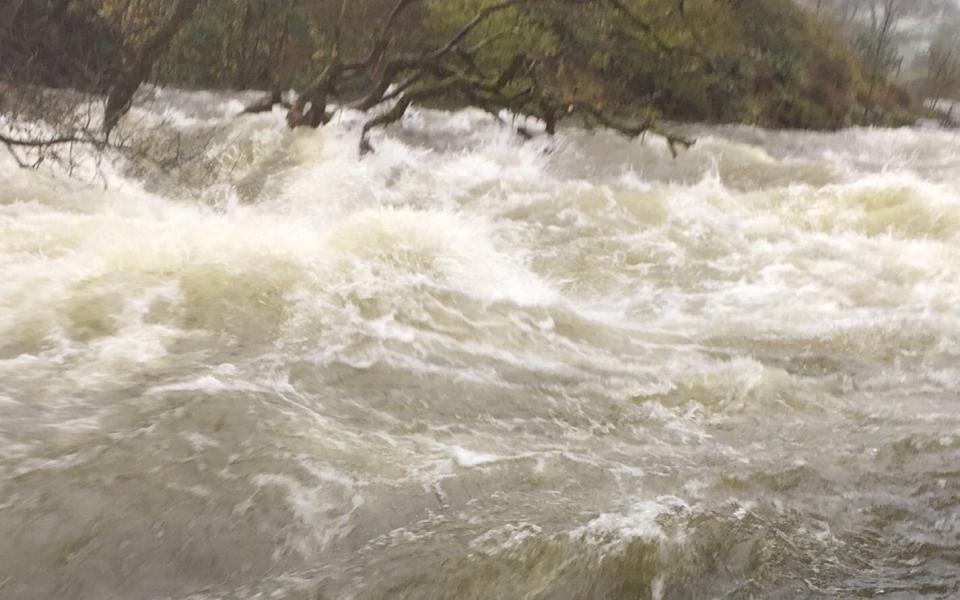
[102,0,201,135]
[922,23,960,111]
[2,0,926,169]
[0,0,202,166]
[854,0,903,112]
[271,0,692,154]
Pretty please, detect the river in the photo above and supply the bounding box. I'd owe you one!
[1,90,959,599]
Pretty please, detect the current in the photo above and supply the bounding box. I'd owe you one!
[1,90,959,599]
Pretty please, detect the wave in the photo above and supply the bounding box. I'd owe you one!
[2,90,959,599]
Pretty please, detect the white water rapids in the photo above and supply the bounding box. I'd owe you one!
[1,90,959,599]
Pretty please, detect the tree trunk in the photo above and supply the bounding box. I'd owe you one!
[103,0,201,136]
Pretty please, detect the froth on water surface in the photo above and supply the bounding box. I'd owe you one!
[1,91,960,599]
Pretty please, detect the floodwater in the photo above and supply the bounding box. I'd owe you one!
[1,91,959,598]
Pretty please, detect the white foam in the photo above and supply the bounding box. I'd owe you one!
[570,496,688,544]
[451,446,502,468]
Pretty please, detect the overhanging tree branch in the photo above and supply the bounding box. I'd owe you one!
[246,0,695,156]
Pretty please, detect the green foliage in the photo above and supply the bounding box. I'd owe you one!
[154,0,316,89]
[3,0,922,129]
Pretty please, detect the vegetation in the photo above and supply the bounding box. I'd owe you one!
[154,0,922,129]
[919,23,960,117]
[0,0,939,165]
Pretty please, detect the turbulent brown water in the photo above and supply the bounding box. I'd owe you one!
[2,91,960,599]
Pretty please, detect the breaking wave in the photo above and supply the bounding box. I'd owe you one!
[1,91,959,599]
